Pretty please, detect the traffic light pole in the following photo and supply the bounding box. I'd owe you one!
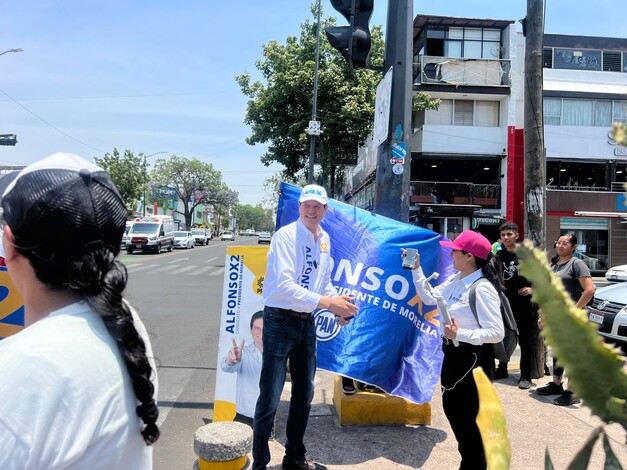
[373,0,413,222]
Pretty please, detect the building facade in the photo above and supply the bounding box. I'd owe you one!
[343,15,627,273]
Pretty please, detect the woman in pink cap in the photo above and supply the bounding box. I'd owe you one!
[405,230,505,470]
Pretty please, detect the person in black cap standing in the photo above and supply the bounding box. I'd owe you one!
[0,153,158,469]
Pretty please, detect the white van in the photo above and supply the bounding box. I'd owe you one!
[127,215,175,254]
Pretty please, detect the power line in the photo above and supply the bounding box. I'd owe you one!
[0,87,106,153]
[0,90,241,103]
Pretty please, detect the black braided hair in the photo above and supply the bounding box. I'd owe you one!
[10,239,160,445]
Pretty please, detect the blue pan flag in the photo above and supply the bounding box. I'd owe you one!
[276,183,454,403]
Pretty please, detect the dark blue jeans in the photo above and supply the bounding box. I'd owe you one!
[252,307,317,470]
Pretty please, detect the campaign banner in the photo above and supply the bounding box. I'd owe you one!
[277,182,454,404]
[0,266,24,340]
[213,245,269,422]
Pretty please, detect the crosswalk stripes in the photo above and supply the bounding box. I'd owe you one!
[169,265,198,275]
[149,265,182,273]
[186,266,217,276]
[126,263,225,277]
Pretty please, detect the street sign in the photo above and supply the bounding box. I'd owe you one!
[373,67,393,148]
[307,120,322,136]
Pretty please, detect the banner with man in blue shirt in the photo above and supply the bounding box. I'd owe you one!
[277,183,454,404]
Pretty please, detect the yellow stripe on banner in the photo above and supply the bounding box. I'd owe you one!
[198,455,247,470]
[0,323,23,339]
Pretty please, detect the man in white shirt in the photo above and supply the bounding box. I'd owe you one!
[252,185,358,470]
[221,310,264,425]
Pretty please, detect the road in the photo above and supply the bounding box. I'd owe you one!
[122,235,259,469]
[120,239,621,469]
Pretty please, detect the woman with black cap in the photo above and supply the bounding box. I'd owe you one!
[404,230,505,470]
[0,153,158,468]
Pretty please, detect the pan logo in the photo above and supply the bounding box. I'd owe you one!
[314,309,341,342]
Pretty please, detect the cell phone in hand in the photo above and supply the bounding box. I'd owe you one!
[402,248,418,270]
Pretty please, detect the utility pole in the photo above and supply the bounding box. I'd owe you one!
[307,0,323,184]
[373,0,413,222]
[523,0,546,248]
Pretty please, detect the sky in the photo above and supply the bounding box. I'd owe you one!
[1,1,625,206]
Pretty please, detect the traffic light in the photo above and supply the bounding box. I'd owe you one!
[325,0,373,69]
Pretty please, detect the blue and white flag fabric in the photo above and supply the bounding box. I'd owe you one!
[277,182,454,404]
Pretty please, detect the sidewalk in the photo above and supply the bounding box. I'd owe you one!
[264,357,627,469]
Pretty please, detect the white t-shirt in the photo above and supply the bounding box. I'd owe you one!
[0,301,156,469]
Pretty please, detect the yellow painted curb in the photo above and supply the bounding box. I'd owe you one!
[332,377,431,425]
[197,455,248,470]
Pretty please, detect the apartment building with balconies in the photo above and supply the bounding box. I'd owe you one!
[343,15,626,271]
[539,34,627,272]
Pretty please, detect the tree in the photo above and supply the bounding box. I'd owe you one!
[233,204,266,232]
[236,3,385,183]
[95,148,146,210]
[150,155,238,230]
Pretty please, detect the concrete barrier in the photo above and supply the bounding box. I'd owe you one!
[333,377,431,426]
[193,421,252,470]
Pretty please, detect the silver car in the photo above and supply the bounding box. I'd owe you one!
[257,231,272,244]
[173,231,195,249]
[587,282,627,347]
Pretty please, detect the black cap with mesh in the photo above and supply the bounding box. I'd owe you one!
[0,153,127,261]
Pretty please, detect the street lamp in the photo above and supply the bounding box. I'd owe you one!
[0,48,24,57]
[143,151,167,216]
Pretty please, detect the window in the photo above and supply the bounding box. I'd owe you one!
[426,27,502,59]
[614,101,627,124]
[425,100,499,127]
[454,101,473,126]
[544,98,561,125]
[475,101,500,127]
[543,98,624,126]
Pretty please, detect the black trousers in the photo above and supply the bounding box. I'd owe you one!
[441,341,494,470]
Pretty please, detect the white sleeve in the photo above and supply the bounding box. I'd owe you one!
[411,267,454,305]
[0,419,29,469]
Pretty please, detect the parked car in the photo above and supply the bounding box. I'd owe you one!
[587,282,627,347]
[257,231,272,244]
[221,230,234,241]
[173,231,195,249]
[121,221,134,248]
[605,264,627,282]
[191,228,210,245]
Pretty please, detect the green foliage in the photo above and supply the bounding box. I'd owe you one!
[233,204,276,232]
[95,148,146,209]
[236,3,384,181]
[233,204,265,231]
[613,123,627,147]
[473,368,511,470]
[150,155,238,230]
[475,240,627,469]
[413,92,441,112]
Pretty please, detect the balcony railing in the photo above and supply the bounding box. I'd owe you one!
[416,55,511,87]
[409,181,501,209]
